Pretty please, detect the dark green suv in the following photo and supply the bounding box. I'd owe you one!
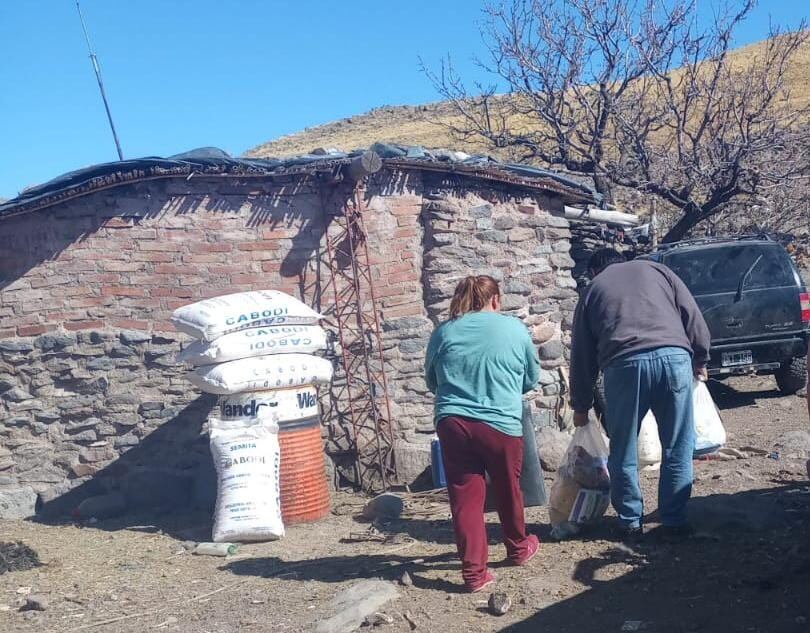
[644,236,809,394]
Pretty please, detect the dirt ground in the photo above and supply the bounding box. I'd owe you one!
[2,376,809,633]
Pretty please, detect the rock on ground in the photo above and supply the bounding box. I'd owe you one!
[315,580,399,633]
[537,427,571,472]
[488,592,512,615]
[364,612,395,626]
[392,439,432,484]
[774,431,810,458]
[75,492,126,520]
[0,542,41,574]
[362,493,404,521]
[20,595,48,612]
[0,487,37,520]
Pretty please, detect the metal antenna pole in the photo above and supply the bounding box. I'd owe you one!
[76,1,124,160]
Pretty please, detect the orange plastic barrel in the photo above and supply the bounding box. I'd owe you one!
[278,416,331,524]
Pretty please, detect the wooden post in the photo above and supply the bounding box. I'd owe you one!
[343,151,383,181]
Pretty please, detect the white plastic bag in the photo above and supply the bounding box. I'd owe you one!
[632,379,726,467]
[693,379,726,454]
[172,290,322,341]
[637,410,662,469]
[210,416,284,543]
[188,353,333,395]
[549,423,611,539]
[177,325,328,366]
[218,385,320,423]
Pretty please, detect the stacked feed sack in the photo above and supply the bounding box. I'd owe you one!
[172,290,334,538]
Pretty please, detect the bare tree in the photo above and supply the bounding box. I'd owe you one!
[424,0,809,242]
[711,166,810,238]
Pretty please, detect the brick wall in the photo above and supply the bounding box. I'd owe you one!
[0,180,324,335]
[0,167,578,517]
[0,177,332,516]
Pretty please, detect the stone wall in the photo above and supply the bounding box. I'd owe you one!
[0,331,215,518]
[417,184,577,425]
[569,222,642,290]
[0,167,579,518]
[352,171,579,482]
[0,176,329,517]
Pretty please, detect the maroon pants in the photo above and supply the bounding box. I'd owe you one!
[437,415,531,587]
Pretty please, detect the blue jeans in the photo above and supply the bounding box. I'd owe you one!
[603,347,695,529]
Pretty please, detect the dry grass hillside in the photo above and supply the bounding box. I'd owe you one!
[247,38,810,159]
[246,100,482,159]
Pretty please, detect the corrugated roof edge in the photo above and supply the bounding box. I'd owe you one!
[0,144,600,219]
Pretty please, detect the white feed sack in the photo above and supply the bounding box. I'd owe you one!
[218,385,320,423]
[177,325,328,366]
[188,353,334,395]
[171,290,323,341]
[209,416,284,543]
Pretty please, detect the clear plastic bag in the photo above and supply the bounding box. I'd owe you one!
[549,423,611,540]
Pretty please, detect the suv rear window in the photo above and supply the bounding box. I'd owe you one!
[664,244,797,296]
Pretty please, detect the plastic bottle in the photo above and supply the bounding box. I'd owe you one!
[431,435,447,488]
[193,542,238,556]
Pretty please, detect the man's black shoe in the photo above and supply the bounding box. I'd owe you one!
[616,525,644,543]
[657,523,695,543]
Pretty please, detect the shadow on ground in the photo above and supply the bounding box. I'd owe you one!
[708,378,787,410]
[31,395,218,540]
[221,484,810,631]
[501,484,810,633]
[222,551,463,593]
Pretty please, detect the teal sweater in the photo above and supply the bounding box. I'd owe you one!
[424,312,540,436]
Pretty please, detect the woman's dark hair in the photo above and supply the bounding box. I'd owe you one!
[449,275,500,319]
[588,248,626,275]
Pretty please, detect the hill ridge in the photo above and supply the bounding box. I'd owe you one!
[246,37,810,160]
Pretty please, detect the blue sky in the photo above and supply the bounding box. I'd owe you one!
[0,1,806,200]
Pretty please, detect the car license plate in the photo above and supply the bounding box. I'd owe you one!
[722,350,753,367]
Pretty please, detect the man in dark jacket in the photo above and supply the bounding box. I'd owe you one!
[570,248,711,537]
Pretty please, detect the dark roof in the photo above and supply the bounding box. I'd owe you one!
[0,144,600,219]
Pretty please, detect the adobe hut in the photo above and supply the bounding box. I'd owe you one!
[0,145,630,519]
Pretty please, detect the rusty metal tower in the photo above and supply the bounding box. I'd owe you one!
[317,153,398,492]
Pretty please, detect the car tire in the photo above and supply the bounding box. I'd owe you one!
[775,355,808,395]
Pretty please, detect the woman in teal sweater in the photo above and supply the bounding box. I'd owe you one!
[425,275,541,592]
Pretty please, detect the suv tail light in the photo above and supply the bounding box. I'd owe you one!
[801,292,810,324]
